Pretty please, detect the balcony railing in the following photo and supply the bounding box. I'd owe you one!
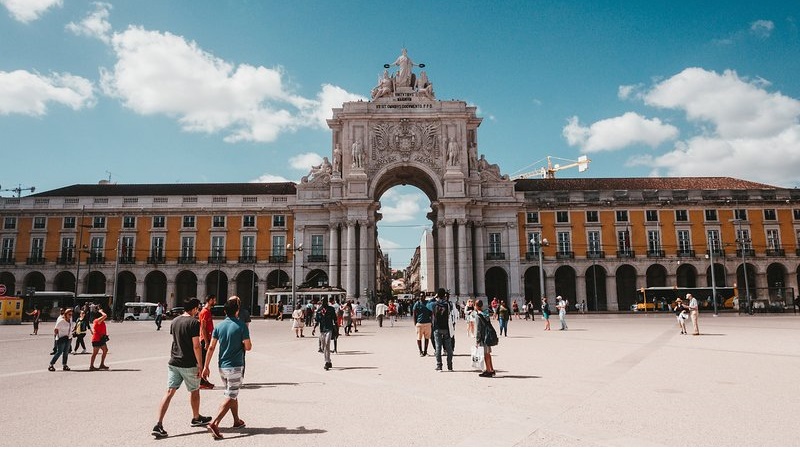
[556,251,575,260]
[617,250,635,258]
[118,256,136,264]
[525,251,541,261]
[765,248,785,257]
[56,256,75,265]
[586,251,605,259]
[0,257,14,265]
[238,255,257,264]
[86,255,105,264]
[208,256,227,264]
[269,255,287,264]
[676,250,696,258]
[178,256,197,264]
[486,252,505,260]
[27,256,46,265]
[647,250,666,258]
[307,254,327,263]
[708,249,725,257]
[736,249,756,258]
[147,255,166,264]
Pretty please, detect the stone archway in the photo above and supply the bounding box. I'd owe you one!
[23,272,45,292]
[705,263,727,287]
[235,270,258,314]
[646,264,667,287]
[554,266,577,305]
[0,272,15,295]
[485,267,508,304]
[736,263,757,302]
[267,269,289,289]
[175,270,198,305]
[585,264,607,311]
[85,271,106,294]
[116,271,136,313]
[145,270,167,303]
[523,266,542,303]
[615,265,637,311]
[206,270,228,301]
[305,269,328,287]
[53,271,75,293]
[676,264,698,288]
[766,263,787,302]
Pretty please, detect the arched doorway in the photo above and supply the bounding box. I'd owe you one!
[554,266,577,305]
[523,266,542,303]
[646,264,667,287]
[206,270,228,301]
[615,265,637,311]
[705,263,726,287]
[116,271,137,314]
[145,270,167,303]
[304,269,328,287]
[676,264,697,287]
[0,272,15,295]
[175,270,198,305]
[485,267,508,304]
[53,271,75,293]
[736,263,757,303]
[585,264,607,311]
[267,269,289,289]
[235,270,258,315]
[23,272,45,292]
[766,263,787,302]
[85,271,106,294]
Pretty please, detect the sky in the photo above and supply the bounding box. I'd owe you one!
[2,0,800,269]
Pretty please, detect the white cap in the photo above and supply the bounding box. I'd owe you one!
[556,296,562,300]
[685,293,691,299]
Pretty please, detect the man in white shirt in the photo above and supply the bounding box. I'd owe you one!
[556,296,569,331]
[374,301,388,327]
[48,309,74,371]
[686,293,700,335]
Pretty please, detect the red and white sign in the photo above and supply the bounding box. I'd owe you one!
[0,284,6,296]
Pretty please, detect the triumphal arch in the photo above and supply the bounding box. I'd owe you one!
[295,49,523,302]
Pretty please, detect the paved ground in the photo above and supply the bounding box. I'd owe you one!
[1,311,798,447]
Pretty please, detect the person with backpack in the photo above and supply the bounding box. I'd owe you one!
[316,298,338,371]
[474,299,497,377]
[431,288,454,371]
[412,296,432,357]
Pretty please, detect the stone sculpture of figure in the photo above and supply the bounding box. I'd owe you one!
[392,48,417,88]
[468,142,479,172]
[415,71,434,99]
[371,69,393,100]
[307,157,332,182]
[351,139,365,169]
[477,154,490,171]
[447,139,459,166]
[333,144,342,174]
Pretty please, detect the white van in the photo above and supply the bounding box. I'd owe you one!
[124,302,159,320]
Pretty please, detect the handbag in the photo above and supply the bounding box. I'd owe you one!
[471,345,485,370]
[481,315,499,346]
[100,335,110,344]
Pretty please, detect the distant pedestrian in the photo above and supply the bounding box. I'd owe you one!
[375,301,387,327]
[497,301,510,337]
[556,295,568,331]
[27,306,41,335]
[412,296,432,356]
[198,295,217,389]
[72,310,90,354]
[342,301,355,336]
[387,300,397,326]
[525,299,535,321]
[541,297,551,331]
[512,300,520,319]
[355,301,364,326]
[151,298,211,438]
[316,298,337,370]
[48,309,73,372]
[465,299,476,337]
[686,293,700,335]
[490,297,499,318]
[474,300,496,377]
[155,302,164,331]
[89,307,110,371]
[292,306,305,338]
[431,288,453,371]
[202,298,251,440]
[674,297,689,335]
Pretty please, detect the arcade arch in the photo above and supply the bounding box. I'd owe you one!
[53,271,75,292]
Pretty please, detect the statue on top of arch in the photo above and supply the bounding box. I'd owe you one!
[370,48,435,101]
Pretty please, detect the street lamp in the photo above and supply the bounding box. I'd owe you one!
[731,217,752,314]
[288,239,303,309]
[705,235,719,317]
[530,235,549,300]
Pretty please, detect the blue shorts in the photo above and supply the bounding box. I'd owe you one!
[167,365,200,392]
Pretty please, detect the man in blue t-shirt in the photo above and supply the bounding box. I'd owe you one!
[201,297,252,440]
[412,296,432,357]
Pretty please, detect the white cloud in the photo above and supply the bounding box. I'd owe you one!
[66,2,112,44]
[750,19,774,38]
[378,237,401,251]
[309,84,366,128]
[618,84,643,100]
[289,152,323,171]
[250,173,292,183]
[0,70,95,115]
[563,112,679,152]
[379,190,426,223]
[0,0,61,23]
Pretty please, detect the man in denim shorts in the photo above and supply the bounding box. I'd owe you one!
[151,298,211,438]
[202,297,252,440]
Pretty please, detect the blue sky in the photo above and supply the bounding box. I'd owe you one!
[2,0,800,269]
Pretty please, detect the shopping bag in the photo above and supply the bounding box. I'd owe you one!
[471,345,485,370]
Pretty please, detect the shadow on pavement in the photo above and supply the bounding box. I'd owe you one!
[332,366,377,371]
[241,382,300,389]
[70,368,142,372]
[220,426,327,439]
[333,350,372,355]
[496,375,541,379]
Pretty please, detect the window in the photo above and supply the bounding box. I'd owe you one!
[1,237,14,261]
[647,230,662,254]
[675,210,688,222]
[30,237,44,259]
[736,228,752,250]
[586,210,599,223]
[556,211,569,223]
[33,217,46,229]
[151,237,165,259]
[705,209,718,222]
[794,209,800,221]
[766,229,780,250]
[272,235,286,256]
[211,236,225,258]
[678,230,691,253]
[645,210,658,222]
[182,215,195,228]
[734,209,748,221]
[615,210,628,222]
[3,217,17,230]
[123,216,136,229]
[152,216,165,228]
[60,237,74,262]
[587,230,601,254]
[90,236,104,259]
[764,209,777,221]
[488,233,502,255]
[526,212,539,224]
[242,236,255,258]
[617,230,631,252]
[181,236,195,258]
[273,215,286,227]
[527,232,541,254]
[63,216,76,229]
[707,230,721,252]
[557,231,571,253]
[213,215,226,228]
[121,236,135,260]
[92,216,106,229]
[243,215,256,227]
[311,234,324,256]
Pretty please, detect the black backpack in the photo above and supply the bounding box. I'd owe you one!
[481,314,499,346]
[434,301,449,324]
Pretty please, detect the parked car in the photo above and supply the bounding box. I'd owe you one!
[165,307,184,319]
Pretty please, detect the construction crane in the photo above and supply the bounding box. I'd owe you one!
[512,155,591,180]
[0,184,36,197]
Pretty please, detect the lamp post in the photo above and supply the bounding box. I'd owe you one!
[288,239,303,309]
[733,218,752,314]
[705,235,718,317]
[591,256,599,312]
[112,238,120,317]
[215,247,222,301]
[530,235,549,300]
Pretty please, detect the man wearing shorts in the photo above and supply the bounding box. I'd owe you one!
[198,294,217,389]
[412,296,432,356]
[151,298,211,438]
[202,297,252,440]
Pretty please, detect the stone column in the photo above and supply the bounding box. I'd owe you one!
[346,220,357,301]
[576,272,587,309]
[359,220,370,300]
[444,219,455,291]
[136,279,145,302]
[607,275,619,311]
[457,219,469,296]
[328,224,339,288]
[507,222,521,302]
[474,221,486,299]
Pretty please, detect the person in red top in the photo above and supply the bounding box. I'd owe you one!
[89,307,109,371]
[198,295,216,389]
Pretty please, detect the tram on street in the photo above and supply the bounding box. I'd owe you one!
[636,286,737,311]
[263,287,346,318]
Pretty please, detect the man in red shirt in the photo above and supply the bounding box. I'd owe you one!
[198,294,217,389]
